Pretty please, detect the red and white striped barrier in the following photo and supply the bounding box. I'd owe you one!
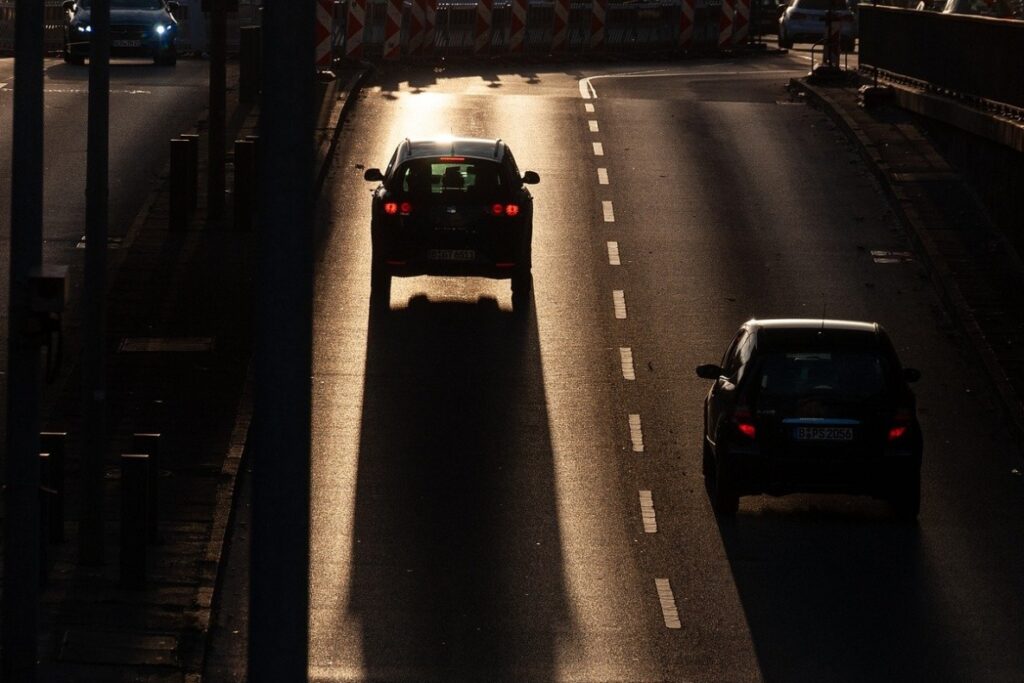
[408,0,427,54]
[590,0,607,49]
[315,0,333,70]
[552,0,571,50]
[424,0,438,53]
[382,0,403,60]
[344,0,367,59]
[509,0,528,51]
[678,0,695,50]
[474,0,494,53]
[718,0,734,50]
[733,0,750,45]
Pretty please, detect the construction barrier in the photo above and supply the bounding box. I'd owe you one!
[509,0,528,50]
[717,0,733,49]
[589,0,607,49]
[382,0,403,58]
[733,0,748,45]
[474,0,494,52]
[345,0,368,57]
[316,0,334,68]
[678,0,695,49]
[408,0,427,53]
[551,0,571,49]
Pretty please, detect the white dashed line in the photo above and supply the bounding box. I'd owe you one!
[612,290,627,319]
[597,168,609,185]
[607,241,620,266]
[602,201,615,222]
[639,490,657,533]
[588,120,600,133]
[593,142,604,156]
[585,103,595,113]
[655,578,682,629]
[628,413,644,452]
[619,347,635,380]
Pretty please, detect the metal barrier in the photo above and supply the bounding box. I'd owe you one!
[859,6,1024,111]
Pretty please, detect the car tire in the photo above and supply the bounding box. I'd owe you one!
[511,269,533,316]
[702,436,713,477]
[709,449,740,516]
[891,471,921,522]
[369,259,391,313]
[64,49,85,65]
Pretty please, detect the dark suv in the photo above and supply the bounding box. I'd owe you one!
[363,137,540,313]
[696,319,922,519]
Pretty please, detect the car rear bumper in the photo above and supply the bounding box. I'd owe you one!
[380,258,524,280]
[66,37,174,58]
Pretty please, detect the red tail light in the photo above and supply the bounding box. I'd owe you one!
[491,203,504,216]
[888,409,913,441]
[399,201,412,215]
[491,203,520,217]
[384,202,398,215]
[505,203,520,217]
[733,406,756,439]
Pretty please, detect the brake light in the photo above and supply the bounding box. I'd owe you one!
[887,426,908,441]
[399,201,412,215]
[888,409,913,441]
[491,203,504,216]
[439,156,465,162]
[384,202,398,215]
[491,203,520,217]
[505,203,520,217]
[733,406,756,439]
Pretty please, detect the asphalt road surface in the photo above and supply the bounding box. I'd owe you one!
[213,53,1024,682]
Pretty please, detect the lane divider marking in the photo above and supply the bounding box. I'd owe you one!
[593,142,604,156]
[585,103,595,113]
[607,241,620,266]
[597,168,609,185]
[619,347,635,380]
[588,120,600,133]
[639,490,657,533]
[613,290,627,319]
[655,578,682,629]
[628,413,644,452]
[602,200,615,222]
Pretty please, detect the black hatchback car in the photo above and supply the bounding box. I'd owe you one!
[696,319,922,519]
[363,137,540,313]
[63,0,179,66]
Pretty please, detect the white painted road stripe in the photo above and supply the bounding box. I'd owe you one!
[579,77,598,99]
[607,241,620,266]
[612,290,627,319]
[655,578,682,628]
[597,167,609,185]
[593,142,604,156]
[639,490,657,533]
[619,347,635,380]
[585,102,595,113]
[588,120,600,133]
[628,413,644,452]
[602,200,615,222]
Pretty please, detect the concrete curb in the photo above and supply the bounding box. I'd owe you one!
[315,63,375,196]
[790,77,1024,448]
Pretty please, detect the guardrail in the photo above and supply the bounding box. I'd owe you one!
[859,5,1024,111]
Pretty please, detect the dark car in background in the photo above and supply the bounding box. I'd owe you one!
[696,319,923,519]
[63,0,179,66]
[363,137,540,314]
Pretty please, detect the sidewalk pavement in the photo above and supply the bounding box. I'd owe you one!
[791,72,1024,449]
[3,59,369,682]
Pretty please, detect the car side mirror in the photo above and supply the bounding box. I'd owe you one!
[62,0,75,11]
[696,364,724,380]
[522,171,540,185]
[903,367,921,383]
[363,168,384,182]
[167,0,180,10]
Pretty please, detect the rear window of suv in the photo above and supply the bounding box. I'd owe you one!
[755,350,890,401]
[393,159,507,200]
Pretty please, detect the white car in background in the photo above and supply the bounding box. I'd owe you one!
[778,0,857,51]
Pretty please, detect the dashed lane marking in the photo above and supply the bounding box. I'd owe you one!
[602,200,615,222]
[589,120,600,133]
[593,142,604,156]
[597,168,609,185]
[612,290,627,319]
[619,347,635,380]
[607,241,620,266]
[655,578,682,628]
[628,413,644,452]
[639,490,657,533]
[585,102,595,113]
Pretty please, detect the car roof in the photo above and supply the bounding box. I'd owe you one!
[399,137,507,163]
[742,319,888,351]
[744,318,878,333]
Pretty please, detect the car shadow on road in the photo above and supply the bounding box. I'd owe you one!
[344,293,570,681]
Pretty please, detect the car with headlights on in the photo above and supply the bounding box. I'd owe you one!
[696,319,922,519]
[778,0,856,51]
[363,137,540,314]
[63,0,179,66]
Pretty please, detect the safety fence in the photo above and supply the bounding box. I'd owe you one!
[859,5,1024,111]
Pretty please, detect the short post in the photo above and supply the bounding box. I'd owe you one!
[120,453,149,588]
[179,133,200,213]
[239,26,261,104]
[40,431,67,543]
[234,139,256,231]
[169,138,190,230]
[38,453,52,585]
[133,433,161,543]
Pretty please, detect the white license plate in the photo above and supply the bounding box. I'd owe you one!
[427,249,475,262]
[794,426,853,441]
[113,39,142,47]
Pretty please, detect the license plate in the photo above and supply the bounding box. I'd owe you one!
[113,39,142,47]
[794,426,853,441]
[427,249,475,262]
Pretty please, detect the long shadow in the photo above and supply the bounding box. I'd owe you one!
[346,292,569,682]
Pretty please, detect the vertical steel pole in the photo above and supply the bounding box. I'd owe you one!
[2,0,44,674]
[80,0,111,568]
[250,0,313,678]
[208,0,227,220]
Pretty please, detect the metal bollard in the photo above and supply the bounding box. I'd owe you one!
[39,452,53,585]
[40,431,67,543]
[179,133,200,213]
[132,432,161,543]
[239,26,261,104]
[233,139,256,231]
[120,453,150,588]
[169,138,191,230]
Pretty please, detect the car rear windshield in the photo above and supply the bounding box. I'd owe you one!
[795,0,848,9]
[392,159,507,201]
[80,0,165,8]
[754,350,890,402]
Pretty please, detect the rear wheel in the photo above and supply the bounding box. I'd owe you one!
[64,48,85,65]
[369,259,391,313]
[708,446,740,516]
[778,30,793,49]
